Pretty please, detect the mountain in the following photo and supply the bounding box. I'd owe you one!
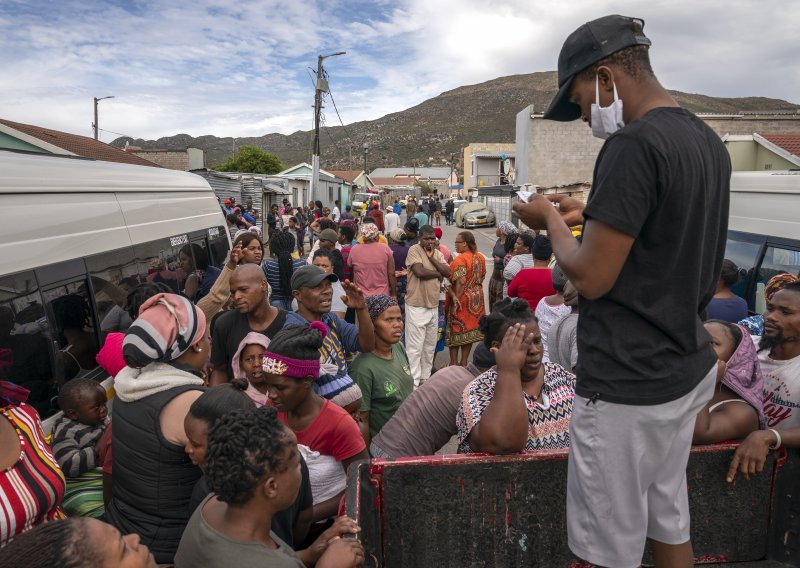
[111,71,800,171]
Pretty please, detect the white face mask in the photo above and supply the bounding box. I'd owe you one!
[590,76,625,140]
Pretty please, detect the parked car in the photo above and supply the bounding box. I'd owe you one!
[455,202,496,228]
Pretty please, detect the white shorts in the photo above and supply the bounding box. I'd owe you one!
[566,366,716,568]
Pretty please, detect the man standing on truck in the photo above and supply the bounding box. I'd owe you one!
[514,15,729,568]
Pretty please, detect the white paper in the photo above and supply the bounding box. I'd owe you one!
[516,190,533,203]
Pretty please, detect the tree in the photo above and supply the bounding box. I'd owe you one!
[414,179,434,195]
[213,146,286,174]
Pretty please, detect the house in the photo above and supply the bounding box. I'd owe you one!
[0,118,159,167]
[723,133,800,171]
[276,163,350,209]
[328,170,375,192]
[463,143,516,190]
[191,169,291,232]
[124,145,205,171]
[369,167,457,193]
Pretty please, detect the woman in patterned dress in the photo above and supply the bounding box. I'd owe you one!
[456,298,575,454]
[446,231,487,367]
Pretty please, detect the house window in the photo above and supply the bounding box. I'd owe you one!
[764,164,772,170]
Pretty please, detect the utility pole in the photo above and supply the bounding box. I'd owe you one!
[363,143,368,176]
[311,51,346,206]
[93,96,114,140]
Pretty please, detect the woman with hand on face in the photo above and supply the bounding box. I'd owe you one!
[456,298,576,454]
[232,233,264,266]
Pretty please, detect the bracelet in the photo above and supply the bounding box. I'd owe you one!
[768,428,782,450]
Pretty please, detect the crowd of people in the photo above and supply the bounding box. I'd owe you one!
[1,179,794,567]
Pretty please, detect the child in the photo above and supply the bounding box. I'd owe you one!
[176,406,364,568]
[262,324,368,525]
[231,332,272,406]
[692,321,764,444]
[51,377,110,518]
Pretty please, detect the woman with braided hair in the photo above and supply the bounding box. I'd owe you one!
[456,298,576,454]
[176,406,365,568]
[263,324,368,525]
[263,231,306,310]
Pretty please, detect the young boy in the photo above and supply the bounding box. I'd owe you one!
[176,406,364,568]
[51,377,110,518]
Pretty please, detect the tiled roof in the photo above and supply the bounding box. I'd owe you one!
[760,133,800,158]
[328,169,363,183]
[0,118,160,167]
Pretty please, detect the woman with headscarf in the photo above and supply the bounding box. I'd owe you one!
[490,221,517,309]
[502,232,535,298]
[692,320,764,444]
[350,295,413,444]
[347,223,396,297]
[104,293,208,564]
[446,231,487,367]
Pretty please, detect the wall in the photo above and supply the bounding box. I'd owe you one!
[725,140,758,170]
[755,145,796,170]
[516,111,800,187]
[517,112,604,187]
[0,131,50,153]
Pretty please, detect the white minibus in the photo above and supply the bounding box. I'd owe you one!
[0,150,229,428]
[725,170,800,313]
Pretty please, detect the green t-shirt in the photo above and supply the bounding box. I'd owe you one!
[351,343,414,439]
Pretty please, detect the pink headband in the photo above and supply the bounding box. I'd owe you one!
[262,352,320,378]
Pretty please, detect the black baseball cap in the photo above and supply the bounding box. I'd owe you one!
[290,264,338,291]
[543,15,651,122]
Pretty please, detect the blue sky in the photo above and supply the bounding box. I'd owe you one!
[1,0,798,141]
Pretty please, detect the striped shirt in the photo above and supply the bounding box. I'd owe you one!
[263,258,307,301]
[1,404,66,546]
[51,416,107,477]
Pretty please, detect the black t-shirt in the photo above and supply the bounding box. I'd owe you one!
[210,308,289,379]
[578,107,730,405]
[188,455,313,546]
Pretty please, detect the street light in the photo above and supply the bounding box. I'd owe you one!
[363,143,368,174]
[93,96,115,140]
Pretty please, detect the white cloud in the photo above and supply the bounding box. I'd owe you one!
[0,0,797,142]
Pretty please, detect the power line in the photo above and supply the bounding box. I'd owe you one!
[325,87,357,146]
[99,128,135,139]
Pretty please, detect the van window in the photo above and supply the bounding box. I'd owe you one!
[724,233,765,309]
[42,281,101,390]
[756,245,800,313]
[133,236,192,295]
[0,271,55,417]
[85,247,139,342]
[206,226,229,269]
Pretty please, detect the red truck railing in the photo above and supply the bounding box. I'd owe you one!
[346,445,794,567]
